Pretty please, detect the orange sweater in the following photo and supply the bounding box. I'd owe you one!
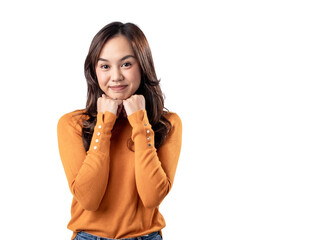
[57,109,182,239]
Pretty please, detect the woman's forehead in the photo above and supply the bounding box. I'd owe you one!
[99,35,134,59]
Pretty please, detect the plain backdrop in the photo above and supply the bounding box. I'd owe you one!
[0,0,319,239]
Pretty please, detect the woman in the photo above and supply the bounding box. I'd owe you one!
[57,22,182,240]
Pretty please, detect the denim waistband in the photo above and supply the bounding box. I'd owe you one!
[76,231,160,240]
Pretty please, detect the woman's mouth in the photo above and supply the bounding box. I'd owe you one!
[109,85,128,92]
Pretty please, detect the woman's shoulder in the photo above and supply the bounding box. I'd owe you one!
[164,111,182,128]
[57,109,88,130]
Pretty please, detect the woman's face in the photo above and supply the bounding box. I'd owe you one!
[95,35,141,100]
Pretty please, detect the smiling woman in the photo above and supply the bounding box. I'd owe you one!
[57,22,182,240]
[95,36,141,101]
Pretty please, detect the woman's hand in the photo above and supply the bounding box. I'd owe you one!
[123,95,146,116]
[97,94,123,116]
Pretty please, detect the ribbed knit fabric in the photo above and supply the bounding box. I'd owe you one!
[57,109,182,239]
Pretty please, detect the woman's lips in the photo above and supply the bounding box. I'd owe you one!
[109,85,128,92]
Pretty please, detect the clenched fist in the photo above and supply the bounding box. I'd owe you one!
[97,94,123,116]
[123,95,146,116]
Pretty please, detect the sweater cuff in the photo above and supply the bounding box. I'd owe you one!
[128,110,155,150]
[88,111,116,152]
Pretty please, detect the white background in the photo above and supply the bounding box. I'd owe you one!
[0,0,319,239]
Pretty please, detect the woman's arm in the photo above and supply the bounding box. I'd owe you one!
[128,110,182,208]
[57,111,116,211]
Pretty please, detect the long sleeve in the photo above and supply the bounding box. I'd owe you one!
[128,110,182,208]
[57,111,117,211]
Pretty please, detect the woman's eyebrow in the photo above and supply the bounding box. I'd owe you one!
[98,55,136,62]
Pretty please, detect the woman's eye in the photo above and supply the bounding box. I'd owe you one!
[101,65,109,69]
[122,62,132,68]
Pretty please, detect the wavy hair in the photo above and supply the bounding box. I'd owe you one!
[80,22,171,151]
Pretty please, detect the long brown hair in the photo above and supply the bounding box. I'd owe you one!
[81,22,171,151]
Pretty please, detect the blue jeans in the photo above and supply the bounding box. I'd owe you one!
[75,231,162,240]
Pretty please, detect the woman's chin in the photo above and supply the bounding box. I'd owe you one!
[109,93,132,100]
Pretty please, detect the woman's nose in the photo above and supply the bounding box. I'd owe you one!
[111,68,124,82]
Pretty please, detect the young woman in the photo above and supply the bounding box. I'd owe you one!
[57,22,182,240]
